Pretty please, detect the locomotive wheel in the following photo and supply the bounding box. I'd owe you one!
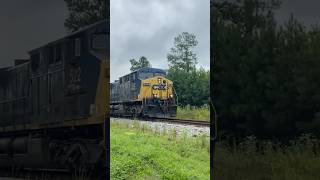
[66,143,89,169]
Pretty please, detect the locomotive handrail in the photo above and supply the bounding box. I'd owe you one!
[172,86,178,105]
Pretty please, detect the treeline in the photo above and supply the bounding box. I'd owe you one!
[212,0,320,138]
[167,67,209,107]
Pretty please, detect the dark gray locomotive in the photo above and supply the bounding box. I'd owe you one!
[0,21,109,172]
[110,67,177,118]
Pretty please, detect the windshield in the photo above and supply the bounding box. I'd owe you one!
[139,72,153,80]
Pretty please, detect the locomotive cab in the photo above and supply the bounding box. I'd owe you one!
[138,76,174,100]
[138,75,177,118]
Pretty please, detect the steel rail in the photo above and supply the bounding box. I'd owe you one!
[111,116,210,127]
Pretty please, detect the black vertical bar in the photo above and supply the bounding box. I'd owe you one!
[106,0,110,178]
[210,0,215,178]
[105,115,110,178]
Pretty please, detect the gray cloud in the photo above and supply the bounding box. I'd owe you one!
[0,0,67,68]
[110,0,210,82]
[275,0,320,26]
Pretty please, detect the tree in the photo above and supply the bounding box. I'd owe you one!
[167,32,198,73]
[130,56,151,71]
[167,67,209,107]
[64,0,108,32]
[167,32,209,107]
[212,0,282,137]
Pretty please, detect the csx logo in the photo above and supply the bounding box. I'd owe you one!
[152,84,166,90]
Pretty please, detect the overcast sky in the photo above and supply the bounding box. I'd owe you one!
[1,0,320,76]
[0,0,67,68]
[110,0,210,82]
[275,0,320,25]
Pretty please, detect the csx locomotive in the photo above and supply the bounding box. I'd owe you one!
[0,20,108,171]
[110,67,177,118]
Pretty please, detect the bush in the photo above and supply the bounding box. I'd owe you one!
[176,105,210,121]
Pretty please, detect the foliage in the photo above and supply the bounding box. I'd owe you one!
[212,0,320,138]
[129,56,151,71]
[176,106,210,121]
[110,122,210,179]
[214,134,320,180]
[64,0,107,32]
[167,32,210,107]
[168,67,210,107]
[167,32,198,73]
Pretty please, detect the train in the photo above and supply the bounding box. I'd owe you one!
[0,20,109,173]
[110,67,177,118]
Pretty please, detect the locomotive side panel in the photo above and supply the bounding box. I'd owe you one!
[15,63,30,126]
[0,69,8,127]
[110,82,118,102]
[110,72,141,103]
[63,25,108,122]
[48,68,64,123]
[0,63,31,129]
[0,21,109,132]
[0,21,109,172]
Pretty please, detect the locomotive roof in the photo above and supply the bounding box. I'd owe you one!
[133,67,166,74]
[29,20,109,54]
[0,20,108,70]
[0,60,30,71]
[112,67,166,83]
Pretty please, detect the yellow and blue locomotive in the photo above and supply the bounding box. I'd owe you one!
[110,67,177,118]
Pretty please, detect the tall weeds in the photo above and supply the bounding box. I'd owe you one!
[214,134,320,180]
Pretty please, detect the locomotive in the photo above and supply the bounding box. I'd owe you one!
[0,20,109,172]
[110,67,177,118]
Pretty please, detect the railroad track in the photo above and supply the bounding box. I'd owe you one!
[151,117,210,127]
[111,116,210,127]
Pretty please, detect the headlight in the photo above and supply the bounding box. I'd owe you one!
[169,94,173,98]
[153,94,158,98]
[158,78,161,84]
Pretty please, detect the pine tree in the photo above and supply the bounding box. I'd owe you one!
[64,0,108,32]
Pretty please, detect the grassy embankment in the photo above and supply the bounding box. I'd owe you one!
[176,106,210,121]
[110,121,210,179]
[213,135,320,180]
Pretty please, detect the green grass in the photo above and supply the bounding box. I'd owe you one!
[213,135,320,180]
[110,121,210,180]
[176,106,210,121]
